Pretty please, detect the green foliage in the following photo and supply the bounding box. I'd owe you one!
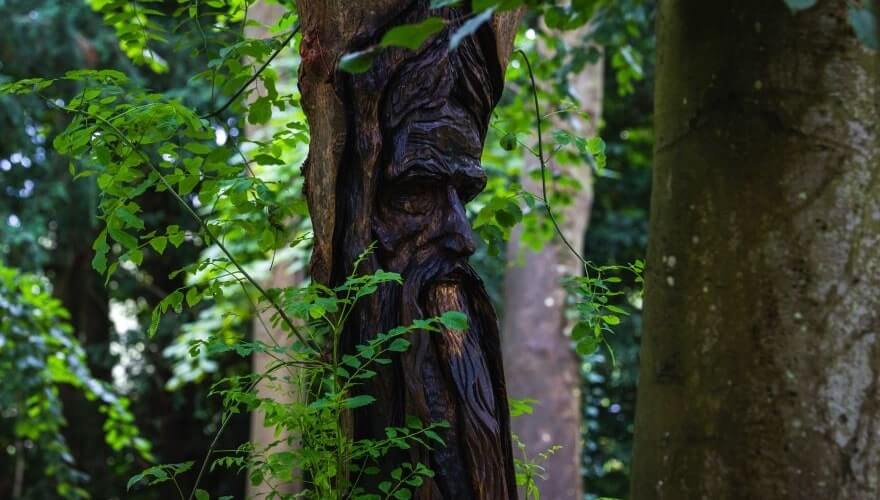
[567,260,643,359]
[0,265,150,498]
[128,259,457,499]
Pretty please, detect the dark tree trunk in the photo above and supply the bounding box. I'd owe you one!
[296,2,521,498]
[631,1,880,498]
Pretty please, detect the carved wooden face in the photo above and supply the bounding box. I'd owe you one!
[374,100,487,276]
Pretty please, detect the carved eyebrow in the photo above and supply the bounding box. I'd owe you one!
[391,156,486,186]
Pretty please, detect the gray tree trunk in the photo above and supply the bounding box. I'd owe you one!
[502,29,603,500]
[631,1,880,498]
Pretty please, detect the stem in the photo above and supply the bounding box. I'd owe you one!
[514,49,588,272]
[199,23,300,120]
[188,361,290,498]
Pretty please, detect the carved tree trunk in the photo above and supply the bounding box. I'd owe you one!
[631,1,880,498]
[296,2,522,498]
[502,29,602,500]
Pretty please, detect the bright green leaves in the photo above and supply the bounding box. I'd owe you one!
[0,265,151,498]
[508,397,537,417]
[474,195,523,256]
[373,462,436,500]
[500,132,518,151]
[439,311,468,330]
[127,461,193,492]
[148,236,168,254]
[248,96,273,125]
[87,0,169,72]
[566,259,644,358]
[552,129,607,173]
[185,261,456,498]
[381,17,447,50]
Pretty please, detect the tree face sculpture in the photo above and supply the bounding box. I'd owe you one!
[297,3,521,498]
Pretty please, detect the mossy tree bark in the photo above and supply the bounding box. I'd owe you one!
[296,1,522,498]
[502,27,602,500]
[631,1,879,498]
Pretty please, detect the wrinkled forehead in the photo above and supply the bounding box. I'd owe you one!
[385,101,485,183]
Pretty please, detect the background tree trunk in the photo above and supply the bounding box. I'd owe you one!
[631,1,879,498]
[502,28,602,500]
[244,2,301,498]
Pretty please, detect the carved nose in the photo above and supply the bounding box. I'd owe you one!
[443,187,476,257]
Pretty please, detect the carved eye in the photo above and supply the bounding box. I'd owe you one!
[389,183,434,215]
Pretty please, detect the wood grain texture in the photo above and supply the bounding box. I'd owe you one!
[296,1,522,497]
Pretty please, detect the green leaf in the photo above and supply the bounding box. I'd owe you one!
[249,97,272,125]
[338,47,381,74]
[602,315,621,325]
[449,7,495,50]
[195,489,210,500]
[571,322,589,341]
[394,489,412,499]
[439,311,468,330]
[109,227,139,250]
[576,337,600,356]
[344,394,376,409]
[115,206,145,230]
[149,236,168,254]
[430,0,461,6]
[186,287,201,307]
[783,0,817,11]
[388,338,410,352]
[500,132,517,151]
[254,154,285,165]
[380,17,446,51]
[849,5,879,50]
[178,174,199,195]
[168,228,185,248]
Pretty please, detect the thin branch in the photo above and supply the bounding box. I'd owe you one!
[514,49,588,270]
[199,22,300,120]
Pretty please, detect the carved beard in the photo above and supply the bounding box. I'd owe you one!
[378,256,512,500]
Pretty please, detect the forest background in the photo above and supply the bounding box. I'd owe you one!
[1,0,875,499]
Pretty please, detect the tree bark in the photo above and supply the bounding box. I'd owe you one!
[296,2,522,498]
[631,1,880,498]
[502,29,602,500]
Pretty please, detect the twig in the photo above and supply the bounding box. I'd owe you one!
[199,23,300,120]
[514,49,588,270]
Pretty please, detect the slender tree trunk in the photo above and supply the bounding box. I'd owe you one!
[502,29,602,500]
[296,2,522,497]
[244,3,301,498]
[631,1,879,498]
